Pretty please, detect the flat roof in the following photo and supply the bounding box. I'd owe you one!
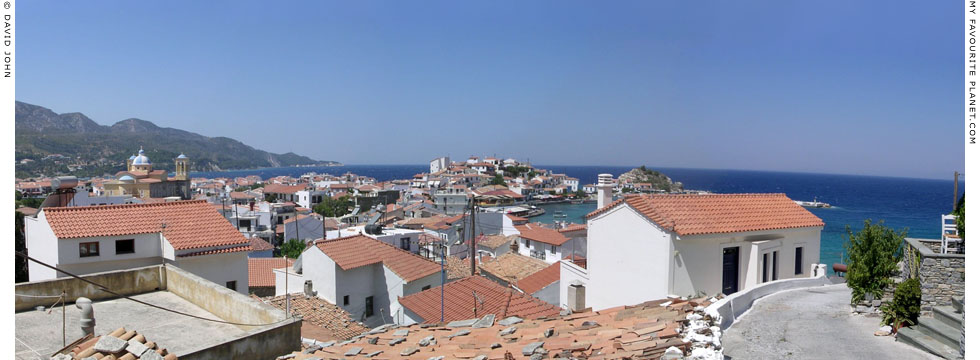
[15,291,248,359]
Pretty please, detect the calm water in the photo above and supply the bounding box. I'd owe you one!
[192,165,963,267]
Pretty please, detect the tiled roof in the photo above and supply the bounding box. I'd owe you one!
[42,200,250,251]
[229,191,254,199]
[586,193,825,236]
[257,294,368,341]
[478,253,549,284]
[506,214,528,224]
[15,206,38,216]
[398,276,560,323]
[558,223,587,233]
[250,237,275,251]
[478,234,518,249]
[263,183,307,194]
[177,244,252,257]
[515,261,560,295]
[248,257,294,287]
[286,295,719,359]
[517,223,570,246]
[314,235,441,282]
[444,255,479,281]
[60,327,177,359]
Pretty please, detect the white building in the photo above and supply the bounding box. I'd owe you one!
[515,222,584,264]
[281,235,442,326]
[560,193,824,311]
[430,156,450,174]
[25,200,252,293]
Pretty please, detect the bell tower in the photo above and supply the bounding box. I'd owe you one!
[175,153,189,181]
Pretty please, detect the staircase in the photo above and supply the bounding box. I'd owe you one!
[897,296,964,359]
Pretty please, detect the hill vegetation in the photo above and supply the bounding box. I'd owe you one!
[618,166,683,192]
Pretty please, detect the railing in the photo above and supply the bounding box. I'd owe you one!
[705,269,831,331]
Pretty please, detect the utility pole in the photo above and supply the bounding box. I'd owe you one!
[470,197,476,276]
[954,171,960,211]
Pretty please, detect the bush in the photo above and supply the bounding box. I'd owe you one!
[279,238,306,259]
[881,277,921,329]
[844,220,907,304]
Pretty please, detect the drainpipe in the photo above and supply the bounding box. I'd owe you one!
[76,297,95,336]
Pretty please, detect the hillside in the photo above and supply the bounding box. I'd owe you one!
[14,101,340,178]
[618,166,683,192]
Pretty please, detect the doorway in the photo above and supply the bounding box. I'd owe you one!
[723,246,740,295]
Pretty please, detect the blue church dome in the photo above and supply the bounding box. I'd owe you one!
[176,153,188,159]
[132,147,151,165]
[119,175,135,182]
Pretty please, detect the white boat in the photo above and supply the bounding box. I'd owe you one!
[794,197,831,208]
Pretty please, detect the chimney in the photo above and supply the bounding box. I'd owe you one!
[76,297,95,335]
[597,174,614,209]
[510,239,519,253]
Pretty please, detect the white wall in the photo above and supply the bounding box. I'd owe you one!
[175,252,249,294]
[56,233,163,267]
[559,259,588,310]
[586,204,670,310]
[532,280,560,306]
[25,212,59,281]
[274,268,304,296]
[297,247,337,303]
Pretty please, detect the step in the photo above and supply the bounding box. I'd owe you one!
[952,296,963,313]
[934,306,964,329]
[896,327,962,360]
[918,317,961,349]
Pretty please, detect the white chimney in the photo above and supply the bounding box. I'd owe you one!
[597,174,614,209]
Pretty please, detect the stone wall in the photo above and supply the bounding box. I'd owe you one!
[903,238,965,315]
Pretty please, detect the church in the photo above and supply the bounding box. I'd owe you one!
[103,147,192,199]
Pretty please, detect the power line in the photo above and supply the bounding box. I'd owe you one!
[15,251,287,327]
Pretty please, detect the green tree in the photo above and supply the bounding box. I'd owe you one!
[575,189,586,198]
[314,195,352,217]
[279,238,306,259]
[15,211,28,283]
[264,193,277,203]
[844,220,908,303]
[490,174,506,186]
[953,195,965,241]
[881,277,921,329]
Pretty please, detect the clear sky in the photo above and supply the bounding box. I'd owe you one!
[16,1,963,179]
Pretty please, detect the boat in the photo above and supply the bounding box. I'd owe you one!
[526,206,545,217]
[794,197,831,208]
[570,199,584,204]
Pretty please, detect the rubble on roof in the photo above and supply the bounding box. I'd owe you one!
[54,327,177,360]
[279,295,724,359]
[255,293,369,341]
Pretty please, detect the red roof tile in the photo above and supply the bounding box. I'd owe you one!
[517,223,570,246]
[249,258,294,287]
[314,235,441,282]
[250,237,275,251]
[586,193,825,236]
[177,244,252,257]
[42,200,250,251]
[558,223,587,233]
[398,276,560,323]
[515,261,560,294]
[263,183,307,194]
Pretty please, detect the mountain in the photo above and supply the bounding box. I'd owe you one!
[14,101,340,178]
[618,166,684,192]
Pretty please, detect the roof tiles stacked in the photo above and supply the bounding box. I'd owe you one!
[398,276,560,323]
[42,200,249,251]
[315,235,441,282]
[57,327,177,359]
[587,193,825,235]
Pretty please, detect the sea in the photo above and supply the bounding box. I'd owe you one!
[191,165,964,267]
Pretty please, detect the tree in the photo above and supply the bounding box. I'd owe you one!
[279,238,306,259]
[844,220,907,303]
[15,211,28,283]
[490,174,506,186]
[314,195,352,217]
[953,195,965,241]
[264,193,277,203]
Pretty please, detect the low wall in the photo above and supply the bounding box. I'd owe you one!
[164,265,301,359]
[706,275,832,330]
[903,238,965,315]
[14,265,165,312]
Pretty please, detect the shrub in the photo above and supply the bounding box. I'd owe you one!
[881,277,921,329]
[844,220,907,304]
[279,238,306,259]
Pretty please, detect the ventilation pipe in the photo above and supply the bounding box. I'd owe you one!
[76,297,95,336]
[597,174,614,210]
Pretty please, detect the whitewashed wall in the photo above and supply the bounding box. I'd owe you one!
[175,252,249,294]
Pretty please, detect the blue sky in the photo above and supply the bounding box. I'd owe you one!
[16,1,963,179]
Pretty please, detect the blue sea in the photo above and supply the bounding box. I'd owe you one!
[191,165,964,267]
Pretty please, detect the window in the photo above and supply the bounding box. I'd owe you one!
[365,296,374,317]
[79,242,100,257]
[226,281,237,291]
[401,237,411,251]
[762,253,769,283]
[772,251,779,281]
[343,295,349,306]
[525,238,530,247]
[550,245,557,254]
[795,247,804,275]
[115,239,135,254]
[422,285,431,291]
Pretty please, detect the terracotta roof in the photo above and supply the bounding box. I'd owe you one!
[257,294,368,341]
[248,258,294,287]
[177,244,252,257]
[478,234,518,249]
[506,214,528,223]
[517,223,570,246]
[229,191,253,199]
[41,200,249,251]
[399,276,560,323]
[138,178,162,183]
[60,327,177,359]
[287,295,718,359]
[263,183,307,194]
[516,262,560,294]
[445,255,480,281]
[250,237,275,251]
[586,193,825,236]
[478,253,549,284]
[314,235,441,282]
[558,223,587,234]
[16,206,38,216]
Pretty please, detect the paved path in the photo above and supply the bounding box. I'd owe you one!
[723,283,937,359]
